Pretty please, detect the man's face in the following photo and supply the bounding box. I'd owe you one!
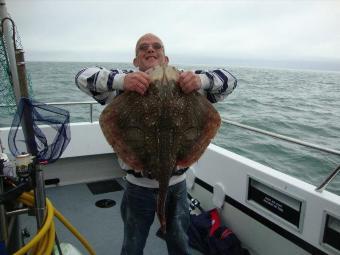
[133,34,169,72]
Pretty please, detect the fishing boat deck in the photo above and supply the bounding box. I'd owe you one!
[19,177,204,255]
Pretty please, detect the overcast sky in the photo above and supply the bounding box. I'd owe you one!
[4,0,340,70]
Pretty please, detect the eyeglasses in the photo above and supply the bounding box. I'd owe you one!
[137,42,163,52]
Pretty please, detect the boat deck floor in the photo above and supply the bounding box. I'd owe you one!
[19,178,203,255]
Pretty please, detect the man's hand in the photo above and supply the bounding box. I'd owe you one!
[123,72,150,95]
[178,71,202,94]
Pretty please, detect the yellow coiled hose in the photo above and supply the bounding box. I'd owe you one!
[13,192,96,255]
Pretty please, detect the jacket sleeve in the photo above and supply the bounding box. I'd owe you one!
[75,66,133,105]
[195,69,237,103]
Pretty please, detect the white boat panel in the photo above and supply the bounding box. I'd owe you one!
[189,184,310,255]
[43,154,125,186]
[0,122,113,158]
[189,144,340,255]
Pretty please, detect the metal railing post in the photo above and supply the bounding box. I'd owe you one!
[90,103,93,123]
[33,163,46,229]
[0,160,8,247]
[315,165,340,192]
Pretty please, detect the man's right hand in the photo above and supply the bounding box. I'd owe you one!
[123,72,150,95]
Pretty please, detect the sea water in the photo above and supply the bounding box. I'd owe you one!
[1,62,339,195]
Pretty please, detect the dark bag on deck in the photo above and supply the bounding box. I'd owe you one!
[188,208,248,255]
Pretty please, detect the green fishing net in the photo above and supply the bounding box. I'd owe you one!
[0,17,33,115]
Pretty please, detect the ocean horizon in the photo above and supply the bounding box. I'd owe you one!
[22,56,340,73]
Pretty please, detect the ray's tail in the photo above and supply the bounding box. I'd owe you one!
[157,176,170,234]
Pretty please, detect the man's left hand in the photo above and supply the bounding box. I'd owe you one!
[178,71,202,94]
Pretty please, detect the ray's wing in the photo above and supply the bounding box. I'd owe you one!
[99,65,221,172]
[99,92,149,170]
[175,92,221,167]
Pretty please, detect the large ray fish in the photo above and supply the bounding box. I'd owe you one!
[99,65,221,233]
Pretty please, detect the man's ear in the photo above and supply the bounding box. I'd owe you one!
[133,58,138,67]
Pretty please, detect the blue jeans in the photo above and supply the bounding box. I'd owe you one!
[120,180,190,255]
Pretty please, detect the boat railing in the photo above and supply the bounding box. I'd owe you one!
[221,119,340,157]
[1,100,340,191]
[43,101,100,123]
[220,118,340,192]
[0,100,99,123]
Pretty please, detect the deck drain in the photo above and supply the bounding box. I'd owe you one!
[95,199,116,208]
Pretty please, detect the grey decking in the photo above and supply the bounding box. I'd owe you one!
[19,179,202,255]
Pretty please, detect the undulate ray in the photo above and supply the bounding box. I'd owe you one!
[99,65,221,233]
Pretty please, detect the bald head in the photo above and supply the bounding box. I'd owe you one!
[135,33,165,56]
[133,33,169,71]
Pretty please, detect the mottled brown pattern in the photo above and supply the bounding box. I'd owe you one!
[99,65,221,232]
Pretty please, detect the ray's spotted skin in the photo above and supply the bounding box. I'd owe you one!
[99,64,221,233]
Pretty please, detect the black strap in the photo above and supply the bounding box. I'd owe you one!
[126,167,189,179]
[173,167,189,176]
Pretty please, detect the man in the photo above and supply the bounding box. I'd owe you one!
[75,33,237,255]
